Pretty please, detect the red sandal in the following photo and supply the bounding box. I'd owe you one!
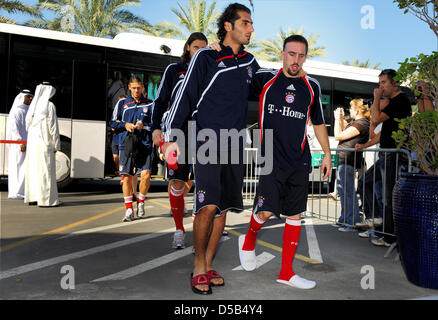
[190,273,212,295]
[207,270,225,286]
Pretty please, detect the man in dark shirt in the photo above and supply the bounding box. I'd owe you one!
[163,3,259,295]
[370,68,412,246]
[110,77,153,222]
[238,35,331,289]
[151,32,208,250]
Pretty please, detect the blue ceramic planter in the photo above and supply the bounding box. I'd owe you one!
[393,172,438,289]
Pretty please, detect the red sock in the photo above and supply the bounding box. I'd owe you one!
[169,186,185,232]
[278,218,301,281]
[124,195,133,211]
[137,193,146,204]
[242,212,266,251]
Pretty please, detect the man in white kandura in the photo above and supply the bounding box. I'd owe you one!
[24,82,61,207]
[6,89,33,199]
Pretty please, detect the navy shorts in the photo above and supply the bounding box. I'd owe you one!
[119,144,152,176]
[111,134,119,155]
[167,163,195,182]
[193,162,244,216]
[253,167,309,218]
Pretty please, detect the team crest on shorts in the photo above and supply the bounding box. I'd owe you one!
[197,190,206,203]
[168,168,174,176]
[285,94,295,104]
[142,106,148,112]
[257,196,265,208]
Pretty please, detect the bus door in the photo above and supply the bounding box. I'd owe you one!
[70,60,107,179]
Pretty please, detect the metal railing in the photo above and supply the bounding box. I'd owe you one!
[308,148,412,239]
[242,147,413,239]
[243,147,258,202]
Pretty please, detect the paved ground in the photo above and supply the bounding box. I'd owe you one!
[1,178,437,305]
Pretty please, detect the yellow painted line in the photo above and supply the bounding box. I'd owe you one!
[1,198,322,267]
[225,228,323,265]
[0,206,126,253]
[0,198,174,252]
[147,199,171,210]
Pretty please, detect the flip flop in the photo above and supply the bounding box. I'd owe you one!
[207,269,225,286]
[190,273,212,295]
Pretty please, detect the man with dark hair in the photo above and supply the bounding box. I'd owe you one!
[369,68,412,247]
[151,32,208,249]
[163,3,259,294]
[283,34,308,53]
[238,35,331,289]
[111,76,153,222]
[216,2,251,42]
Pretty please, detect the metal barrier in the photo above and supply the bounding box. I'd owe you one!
[243,147,259,202]
[308,148,412,240]
[242,147,413,240]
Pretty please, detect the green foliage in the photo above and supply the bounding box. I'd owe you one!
[146,0,220,41]
[393,110,438,175]
[0,0,41,24]
[342,59,381,70]
[394,51,438,175]
[395,51,438,98]
[24,0,147,38]
[254,26,326,62]
[393,0,438,37]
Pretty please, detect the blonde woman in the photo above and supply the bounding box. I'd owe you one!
[334,99,370,231]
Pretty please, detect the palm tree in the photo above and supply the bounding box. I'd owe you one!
[141,0,220,41]
[247,0,254,12]
[24,0,149,38]
[342,59,382,70]
[0,0,41,24]
[138,21,184,39]
[255,26,327,62]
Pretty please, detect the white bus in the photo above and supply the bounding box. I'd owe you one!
[0,23,383,189]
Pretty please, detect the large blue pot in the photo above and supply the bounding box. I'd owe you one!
[393,172,438,289]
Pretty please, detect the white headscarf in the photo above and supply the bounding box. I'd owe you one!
[26,83,56,131]
[6,90,33,141]
[9,89,33,113]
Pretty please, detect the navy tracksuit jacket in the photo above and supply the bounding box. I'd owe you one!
[110,96,153,150]
[164,43,260,149]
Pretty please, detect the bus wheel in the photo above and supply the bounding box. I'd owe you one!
[56,140,73,189]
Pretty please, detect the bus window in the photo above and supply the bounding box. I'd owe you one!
[0,34,7,113]
[12,56,73,118]
[72,60,107,121]
[333,79,375,110]
[146,74,162,100]
[310,75,333,136]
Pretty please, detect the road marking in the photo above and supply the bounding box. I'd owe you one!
[0,199,171,252]
[92,236,230,282]
[0,206,125,252]
[0,222,193,281]
[232,251,275,270]
[304,218,323,263]
[147,199,172,210]
[54,208,159,240]
[225,228,322,264]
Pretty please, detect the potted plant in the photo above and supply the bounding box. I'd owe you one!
[391,51,438,289]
